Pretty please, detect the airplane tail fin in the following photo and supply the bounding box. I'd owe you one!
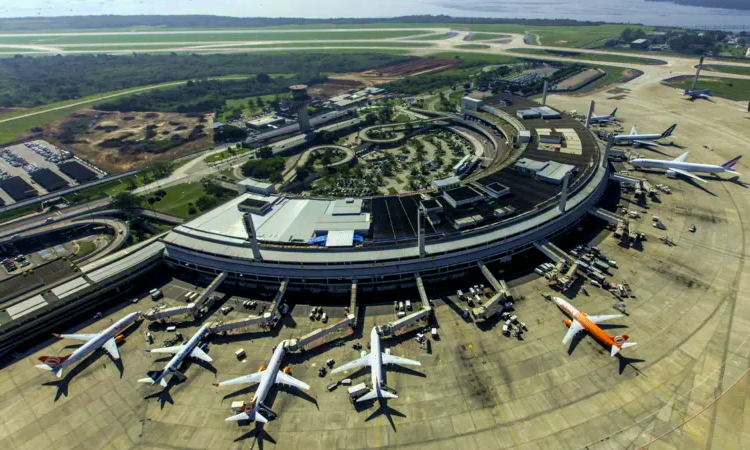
[611,108,617,117]
[225,410,269,423]
[356,388,398,403]
[611,334,636,357]
[36,354,70,378]
[721,155,742,170]
[661,124,677,138]
[138,370,167,387]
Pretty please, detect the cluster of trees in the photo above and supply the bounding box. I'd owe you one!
[189,178,237,215]
[0,52,413,108]
[620,28,648,43]
[385,72,472,96]
[241,156,286,182]
[96,75,322,113]
[646,0,749,10]
[0,15,615,32]
[664,30,728,55]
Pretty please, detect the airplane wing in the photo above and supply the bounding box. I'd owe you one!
[632,140,665,148]
[331,355,370,374]
[670,168,708,184]
[586,314,624,324]
[147,345,183,354]
[382,353,422,367]
[699,94,711,100]
[213,371,263,387]
[673,152,689,162]
[190,347,212,363]
[55,333,98,341]
[102,337,120,360]
[562,320,584,344]
[275,371,310,391]
[630,126,638,136]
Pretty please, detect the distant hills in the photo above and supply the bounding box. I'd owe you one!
[0,15,626,32]
[647,0,750,10]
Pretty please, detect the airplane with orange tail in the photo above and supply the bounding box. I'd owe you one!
[552,297,636,357]
[36,311,140,377]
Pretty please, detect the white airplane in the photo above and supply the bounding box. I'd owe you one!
[630,153,741,184]
[215,341,309,423]
[684,55,711,100]
[139,325,212,388]
[331,326,421,403]
[613,124,677,148]
[588,107,618,124]
[36,311,140,378]
[684,88,711,101]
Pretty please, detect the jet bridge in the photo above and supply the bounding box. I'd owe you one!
[477,261,504,293]
[286,314,356,351]
[143,303,196,321]
[194,272,228,309]
[533,239,571,265]
[207,313,273,334]
[272,279,288,313]
[415,273,431,310]
[588,207,622,224]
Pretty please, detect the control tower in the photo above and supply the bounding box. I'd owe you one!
[290,84,312,132]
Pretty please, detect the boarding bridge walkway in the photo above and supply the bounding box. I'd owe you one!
[287,314,356,351]
[610,173,642,185]
[589,207,622,224]
[415,273,431,310]
[194,272,228,309]
[350,280,358,322]
[272,280,289,313]
[477,261,504,293]
[143,304,195,321]
[533,239,572,265]
[208,313,273,333]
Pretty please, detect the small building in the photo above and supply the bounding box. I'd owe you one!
[329,198,363,215]
[247,116,285,130]
[513,158,549,175]
[461,97,483,111]
[630,39,650,50]
[534,106,562,120]
[237,197,273,215]
[481,182,510,198]
[420,198,443,214]
[535,161,576,185]
[516,108,541,120]
[443,186,484,208]
[453,214,485,230]
[364,87,386,95]
[332,97,368,111]
[493,206,517,219]
[517,130,532,144]
[239,178,277,196]
[539,132,564,145]
[432,176,461,192]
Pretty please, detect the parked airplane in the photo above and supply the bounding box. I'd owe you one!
[684,55,711,100]
[214,341,309,423]
[588,107,618,125]
[331,326,421,402]
[552,297,636,357]
[613,124,677,148]
[630,152,741,183]
[36,311,140,378]
[139,325,212,388]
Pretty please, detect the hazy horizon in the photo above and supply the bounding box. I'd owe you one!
[2,0,750,27]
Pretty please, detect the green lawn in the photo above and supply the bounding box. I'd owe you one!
[148,182,206,217]
[246,42,434,48]
[507,48,665,65]
[217,93,291,123]
[0,30,431,46]
[65,175,142,204]
[703,64,750,77]
[664,76,750,101]
[467,33,510,41]
[205,146,252,163]
[429,52,519,64]
[74,240,97,258]
[455,44,490,49]
[407,32,456,40]
[393,114,411,123]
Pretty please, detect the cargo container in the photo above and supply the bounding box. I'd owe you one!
[348,383,368,398]
[235,349,246,359]
[231,401,246,412]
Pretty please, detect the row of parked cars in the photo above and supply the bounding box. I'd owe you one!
[2,254,30,273]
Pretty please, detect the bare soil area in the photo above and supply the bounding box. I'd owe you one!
[557,68,603,89]
[25,111,213,174]
[330,58,460,86]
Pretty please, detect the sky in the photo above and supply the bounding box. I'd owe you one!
[0,0,458,18]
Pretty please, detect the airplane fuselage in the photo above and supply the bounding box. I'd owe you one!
[250,343,285,416]
[158,325,209,382]
[614,133,662,143]
[631,159,734,174]
[59,312,139,370]
[369,327,384,396]
[553,298,617,349]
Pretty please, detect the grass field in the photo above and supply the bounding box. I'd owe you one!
[664,76,750,101]
[217,93,291,122]
[430,51,519,65]
[703,64,750,77]
[455,44,490,49]
[74,240,97,258]
[148,182,205,217]
[244,42,435,48]
[205,146,252,163]
[54,41,434,52]
[0,30,430,46]
[507,48,665,65]
[407,32,456,40]
[467,33,510,41]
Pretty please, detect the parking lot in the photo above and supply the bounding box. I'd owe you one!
[0,141,79,203]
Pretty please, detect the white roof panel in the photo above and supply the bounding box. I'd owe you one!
[7,294,48,320]
[326,230,355,247]
[51,277,91,299]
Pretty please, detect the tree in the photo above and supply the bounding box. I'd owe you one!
[256,73,271,83]
[149,161,173,179]
[196,195,221,211]
[111,191,143,209]
[257,146,273,158]
[256,97,265,109]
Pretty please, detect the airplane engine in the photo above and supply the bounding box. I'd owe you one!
[259,365,266,372]
[666,170,678,179]
[115,334,125,345]
[563,319,572,328]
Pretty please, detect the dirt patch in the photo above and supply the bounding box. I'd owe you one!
[24,111,212,174]
[330,58,460,86]
[556,68,603,90]
[307,78,364,97]
[555,40,569,44]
